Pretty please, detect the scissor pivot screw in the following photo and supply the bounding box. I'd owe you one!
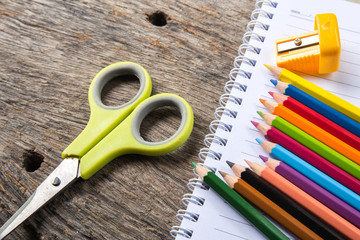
[52,177,61,186]
[294,38,302,46]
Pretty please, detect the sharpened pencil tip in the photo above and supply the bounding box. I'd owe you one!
[251,120,259,128]
[264,64,271,70]
[268,91,274,97]
[226,160,235,168]
[259,155,269,162]
[259,98,266,105]
[244,159,253,167]
[257,111,263,117]
[191,162,197,168]
[256,138,264,144]
[219,170,227,178]
[270,79,278,86]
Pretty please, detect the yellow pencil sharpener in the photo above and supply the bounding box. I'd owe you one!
[275,13,341,74]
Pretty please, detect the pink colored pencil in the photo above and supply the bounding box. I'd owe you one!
[251,121,360,196]
[270,91,360,152]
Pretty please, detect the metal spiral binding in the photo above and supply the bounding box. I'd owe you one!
[255,0,278,9]
[187,178,210,191]
[234,56,257,68]
[243,32,265,44]
[251,9,274,20]
[209,120,232,134]
[199,148,222,161]
[246,20,270,32]
[171,0,277,238]
[214,107,238,120]
[238,43,261,56]
[170,227,193,239]
[204,134,228,148]
[176,210,200,222]
[219,94,242,107]
[224,81,247,94]
[182,194,205,207]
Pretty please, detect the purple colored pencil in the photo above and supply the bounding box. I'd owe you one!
[260,155,360,228]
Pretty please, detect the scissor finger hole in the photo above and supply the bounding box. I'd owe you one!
[140,105,181,143]
[100,74,140,107]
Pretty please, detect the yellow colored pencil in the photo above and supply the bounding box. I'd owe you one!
[265,64,360,123]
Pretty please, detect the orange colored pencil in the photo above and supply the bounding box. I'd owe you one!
[220,171,322,240]
[260,99,360,165]
[246,160,360,239]
[270,91,360,152]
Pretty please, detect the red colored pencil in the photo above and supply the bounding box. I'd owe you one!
[270,91,360,152]
[251,121,360,196]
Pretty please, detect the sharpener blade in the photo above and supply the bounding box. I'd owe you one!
[277,34,319,53]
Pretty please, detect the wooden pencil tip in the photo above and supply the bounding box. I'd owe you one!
[226,160,235,168]
[259,155,269,162]
[264,64,271,70]
[219,170,228,178]
[259,98,266,105]
[251,120,259,128]
[270,79,278,86]
[257,111,263,118]
[191,162,197,168]
[244,159,254,168]
[268,91,274,97]
[256,138,264,144]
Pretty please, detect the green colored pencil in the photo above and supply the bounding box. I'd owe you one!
[257,111,360,179]
[192,162,289,240]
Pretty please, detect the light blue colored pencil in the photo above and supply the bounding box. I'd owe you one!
[256,138,360,212]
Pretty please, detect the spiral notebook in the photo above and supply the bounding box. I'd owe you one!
[171,0,360,239]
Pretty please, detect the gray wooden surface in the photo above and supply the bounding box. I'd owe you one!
[0,0,253,239]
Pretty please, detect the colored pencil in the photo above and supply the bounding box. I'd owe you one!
[226,161,345,240]
[260,98,360,166]
[271,79,360,137]
[258,111,360,179]
[265,64,360,123]
[192,162,289,240]
[261,155,360,228]
[251,120,360,195]
[220,171,322,240]
[270,91,360,151]
[257,138,360,212]
[246,160,360,240]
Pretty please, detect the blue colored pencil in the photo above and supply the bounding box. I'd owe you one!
[270,80,360,137]
[256,138,360,212]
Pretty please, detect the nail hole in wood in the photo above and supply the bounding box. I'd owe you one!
[23,149,44,172]
[147,11,168,27]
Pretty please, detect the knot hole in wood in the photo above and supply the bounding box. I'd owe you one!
[22,149,44,172]
[147,11,168,27]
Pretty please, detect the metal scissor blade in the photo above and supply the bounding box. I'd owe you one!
[0,157,80,239]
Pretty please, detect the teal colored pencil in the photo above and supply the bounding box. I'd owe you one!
[192,162,289,240]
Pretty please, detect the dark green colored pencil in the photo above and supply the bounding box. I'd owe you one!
[226,161,346,240]
[192,162,289,240]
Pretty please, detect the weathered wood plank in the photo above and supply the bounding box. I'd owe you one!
[0,0,254,239]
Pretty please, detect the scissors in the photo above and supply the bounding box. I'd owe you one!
[0,62,194,239]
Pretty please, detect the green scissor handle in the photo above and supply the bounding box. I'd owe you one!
[79,93,194,179]
[62,62,152,159]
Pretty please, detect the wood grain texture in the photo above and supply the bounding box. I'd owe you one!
[0,0,254,239]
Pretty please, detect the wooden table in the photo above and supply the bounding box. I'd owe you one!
[0,0,253,239]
